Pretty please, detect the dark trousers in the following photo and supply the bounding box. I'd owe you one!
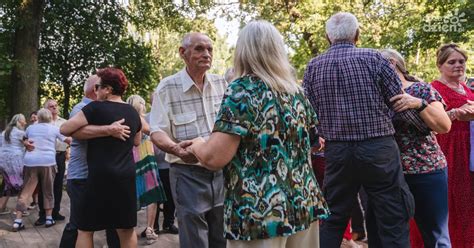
[405,168,451,248]
[154,168,175,229]
[320,136,414,248]
[59,179,120,248]
[351,189,368,234]
[39,151,66,218]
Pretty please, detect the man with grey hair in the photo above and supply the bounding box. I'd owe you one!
[303,12,414,247]
[149,32,227,248]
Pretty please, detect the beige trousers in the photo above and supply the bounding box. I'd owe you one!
[227,221,320,248]
[16,166,56,212]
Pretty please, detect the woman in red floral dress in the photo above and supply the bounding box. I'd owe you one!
[431,43,474,248]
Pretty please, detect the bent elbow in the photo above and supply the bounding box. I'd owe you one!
[433,122,451,134]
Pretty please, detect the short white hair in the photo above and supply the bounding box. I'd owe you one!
[325,12,359,43]
[84,74,100,95]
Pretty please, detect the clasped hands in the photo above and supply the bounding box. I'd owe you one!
[173,137,206,164]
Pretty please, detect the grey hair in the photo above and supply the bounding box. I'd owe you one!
[325,12,359,43]
[42,99,56,108]
[37,108,52,123]
[381,48,420,82]
[234,20,299,94]
[4,114,25,143]
[181,32,210,48]
[84,74,100,95]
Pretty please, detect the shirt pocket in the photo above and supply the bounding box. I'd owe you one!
[171,112,199,141]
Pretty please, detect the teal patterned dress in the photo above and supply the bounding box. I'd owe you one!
[213,75,330,241]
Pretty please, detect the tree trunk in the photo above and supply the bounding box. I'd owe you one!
[62,79,71,118]
[10,0,45,117]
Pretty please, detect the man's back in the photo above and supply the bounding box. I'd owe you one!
[303,42,402,141]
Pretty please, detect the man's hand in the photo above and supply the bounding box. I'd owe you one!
[390,93,423,112]
[23,139,35,152]
[172,140,198,164]
[108,118,131,141]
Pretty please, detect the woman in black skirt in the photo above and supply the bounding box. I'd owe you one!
[61,67,142,248]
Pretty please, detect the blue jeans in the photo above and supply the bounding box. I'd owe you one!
[405,168,451,248]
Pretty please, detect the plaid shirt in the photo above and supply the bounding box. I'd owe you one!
[150,68,227,164]
[303,42,403,141]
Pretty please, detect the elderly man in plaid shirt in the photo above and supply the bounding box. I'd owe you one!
[303,12,414,247]
[149,32,227,248]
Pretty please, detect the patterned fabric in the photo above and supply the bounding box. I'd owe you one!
[303,42,402,141]
[213,75,330,241]
[133,136,167,210]
[0,127,25,196]
[429,80,474,247]
[393,82,447,174]
[149,68,227,164]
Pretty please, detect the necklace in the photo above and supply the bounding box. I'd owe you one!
[439,78,466,95]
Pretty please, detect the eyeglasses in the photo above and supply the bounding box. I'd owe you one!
[94,84,108,91]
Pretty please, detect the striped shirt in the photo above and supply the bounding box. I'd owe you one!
[303,42,403,141]
[149,68,227,164]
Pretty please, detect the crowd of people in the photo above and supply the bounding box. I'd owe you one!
[0,11,473,248]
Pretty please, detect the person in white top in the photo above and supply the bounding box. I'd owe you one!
[12,108,71,231]
[35,99,69,225]
[0,114,27,215]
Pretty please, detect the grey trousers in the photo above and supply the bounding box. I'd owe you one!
[170,163,226,248]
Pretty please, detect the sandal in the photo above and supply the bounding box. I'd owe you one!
[45,218,56,228]
[12,221,25,232]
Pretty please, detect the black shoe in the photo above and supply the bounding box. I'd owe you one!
[45,219,56,228]
[140,228,147,238]
[34,217,46,226]
[162,225,179,234]
[53,213,66,221]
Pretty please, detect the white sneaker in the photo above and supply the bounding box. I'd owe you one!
[145,227,158,245]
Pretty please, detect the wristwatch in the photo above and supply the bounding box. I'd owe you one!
[417,99,428,112]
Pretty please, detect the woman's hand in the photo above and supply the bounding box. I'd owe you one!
[453,101,474,121]
[390,93,422,112]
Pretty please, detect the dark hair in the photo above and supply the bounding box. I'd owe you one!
[96,67,128,96]
[29,111,37,117]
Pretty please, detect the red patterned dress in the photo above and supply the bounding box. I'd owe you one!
[428,80,474,248]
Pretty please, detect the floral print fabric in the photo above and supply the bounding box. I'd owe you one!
[213,75,329,240]
[393,82,447,174]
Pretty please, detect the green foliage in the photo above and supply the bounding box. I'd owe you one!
[235,0,474,82]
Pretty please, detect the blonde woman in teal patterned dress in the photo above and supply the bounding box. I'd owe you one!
[187,20,330,248]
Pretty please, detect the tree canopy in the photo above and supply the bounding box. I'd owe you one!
[0,0,473,125]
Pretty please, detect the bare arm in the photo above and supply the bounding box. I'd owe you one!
[134,131,142,146]
[419,101,451,134]
[187,132,240,171]
[140,116,150,135]
[60,111,88,136]
[72,119,131,141]
[390,94,451,134]
[150,131,197,163]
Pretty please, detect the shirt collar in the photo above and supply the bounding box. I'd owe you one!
[82,97,93,104]
[180,68,211,93]
[329,41,356,50]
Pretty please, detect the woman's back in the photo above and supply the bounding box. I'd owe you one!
[1,127,25,155]
[24,123,62,167]
[82,101,141,178]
